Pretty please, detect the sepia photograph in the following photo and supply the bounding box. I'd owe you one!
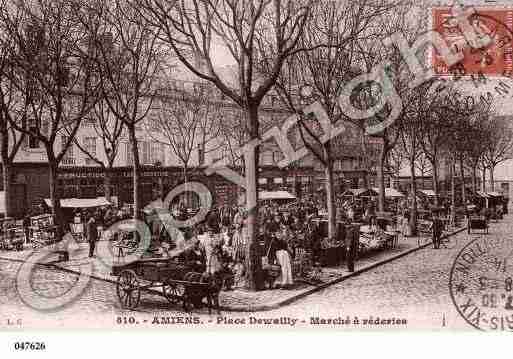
[1,0,513,351]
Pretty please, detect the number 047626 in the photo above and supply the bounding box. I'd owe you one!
[13,342,46,351]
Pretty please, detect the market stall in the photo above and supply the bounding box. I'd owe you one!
[311,219,345,266]
[342,188,378,203]
[371,187,405,213]
[359,212,398,252]
[487,192,505,220]
[30,214,58,248]
[259,190,296,202]
[45,196,113,242]
[0,217,24,251]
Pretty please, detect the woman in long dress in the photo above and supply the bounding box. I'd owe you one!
[232,214,247,262]
[202,225,222,274]
[274,231,293,289]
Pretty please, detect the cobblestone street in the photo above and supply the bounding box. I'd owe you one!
[1,219,510,330]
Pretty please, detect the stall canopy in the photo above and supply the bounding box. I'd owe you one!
[476,191,491,198]
[418,189,436,197]
[371,187,405,198]
[259,191,296,201]
[342,188,378,197]
[44,197,112,208]
[487,191,503,198]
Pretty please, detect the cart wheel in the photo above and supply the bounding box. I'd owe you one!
[163,282,185,304]
[116,269,141,310]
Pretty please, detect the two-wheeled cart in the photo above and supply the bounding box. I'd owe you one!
[113,259,222,313]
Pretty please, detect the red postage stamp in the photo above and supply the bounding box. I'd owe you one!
[432,6,513,76]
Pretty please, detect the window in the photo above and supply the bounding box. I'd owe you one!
[28,119,40,149]
[151,142,164,164]
[83,117,97,127]
[198,144,205,165]
[261,150,273,165]
[84,137,96,165]
[61,136,75,165]
[126,142,133,165]
[141,141,151,164]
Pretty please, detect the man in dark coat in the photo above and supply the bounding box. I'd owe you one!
[182,239,206,273]
[86,212,98,258]
[432,211,443,249]
[345,225,359,272]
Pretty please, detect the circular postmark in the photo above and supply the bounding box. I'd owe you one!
[449,235,513,331]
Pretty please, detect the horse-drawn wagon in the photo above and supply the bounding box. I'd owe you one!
[113,258,222,313]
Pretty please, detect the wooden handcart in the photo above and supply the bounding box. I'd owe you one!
[113,259,222,313]
[468,216,488,234]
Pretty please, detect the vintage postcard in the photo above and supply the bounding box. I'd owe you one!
[1,0,513,344]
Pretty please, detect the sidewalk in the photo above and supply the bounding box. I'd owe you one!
[0,226,466,312]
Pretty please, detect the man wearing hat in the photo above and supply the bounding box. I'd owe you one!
[432,209,444,249]
[86,211,98,258]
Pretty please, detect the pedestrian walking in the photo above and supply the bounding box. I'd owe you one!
[432,211,443,249]
[86,212,98,258]
[345,225,359,272]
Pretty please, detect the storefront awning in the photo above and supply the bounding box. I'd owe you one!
[44,197,112,208]
[259,191,296,201]
[418,189,436,197]
[342,188,378,197]
[372,187,405,198]
[476,191,490,198]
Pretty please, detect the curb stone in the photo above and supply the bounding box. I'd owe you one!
[0,226,467,312]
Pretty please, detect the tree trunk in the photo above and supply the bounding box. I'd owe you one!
[459,157,466,205]
[490,165,495,191]
[362,172,369,188]
[431,159,439,207]
[481,167,486,192]
[2,162,12,217]
[409,158,418,236]
[471,166,477,193]
[450,160,456,225]
[324,154,336,240]
[183,165,188,207]
[128,126,141,219]
[244,105,261,291]
[104,167,112,202]
[48,160,63,240]
[377,142,386,213]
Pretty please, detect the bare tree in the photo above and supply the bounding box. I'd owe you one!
[415,153,431,190]
[386,144,404,184]
[72,99,125,202]
[483,116,513,191]
[400,82,427,235]
[0,0,99,235]
[265,0,401,238]
[0,41,26,217]
[148,81,222,188]
[418,87,450,205]
[138,0,313,289]
[465,110,491,194]
[80,0,165,219]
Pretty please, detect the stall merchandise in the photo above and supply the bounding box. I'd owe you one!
[0,217,24,251]
[30,214,58,248]
[312,219,346,266]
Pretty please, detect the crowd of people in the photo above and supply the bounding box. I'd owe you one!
[176,202,328,290]
[60,189,510,291]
